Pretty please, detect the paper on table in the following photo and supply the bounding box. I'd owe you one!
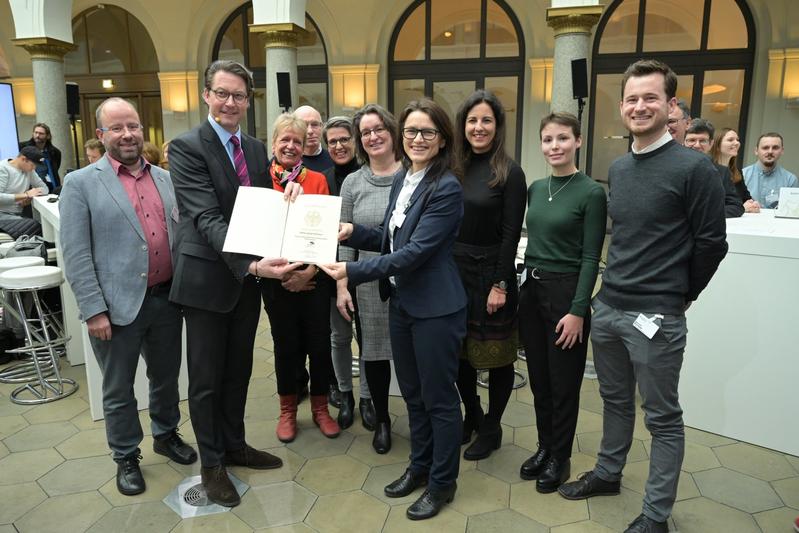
[223,187,343,264]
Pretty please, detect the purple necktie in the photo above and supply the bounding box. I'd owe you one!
[229,135,251,187]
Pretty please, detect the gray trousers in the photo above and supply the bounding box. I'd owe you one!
[88,292,183,460]
[330,298,370,398]
[591,298,687,522]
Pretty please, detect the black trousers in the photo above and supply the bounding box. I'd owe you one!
[184,277,260,467]
[262,282,334,397]
[518,273,589,461]
[390,295,465,491]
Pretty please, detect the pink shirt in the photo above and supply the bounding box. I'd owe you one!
[107,154,172,287]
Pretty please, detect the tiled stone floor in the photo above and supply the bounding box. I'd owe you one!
[1,315,797,533]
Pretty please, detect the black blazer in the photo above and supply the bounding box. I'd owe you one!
[714,162,744,218]
[168,120,270,312]
[346,170,467,319]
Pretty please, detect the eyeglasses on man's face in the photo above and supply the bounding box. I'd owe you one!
[100,123,143,134]
[209,88,249,104]
[402,127,439,141]
[360,126,387,139]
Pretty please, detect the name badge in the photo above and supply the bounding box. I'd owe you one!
[171,206,179,223]
[519,268,528,287]
[633,313,660,339]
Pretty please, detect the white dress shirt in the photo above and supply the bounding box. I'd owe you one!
[387,166,427,286]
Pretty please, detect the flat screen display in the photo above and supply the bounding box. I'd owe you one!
[0,83,20,161]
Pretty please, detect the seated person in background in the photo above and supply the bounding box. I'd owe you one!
[84,138,106,164]
[709,127,758,212]
[684,118,744,218]
[0,146,48,238]
[142,142,163,167]
[743,132,798,208]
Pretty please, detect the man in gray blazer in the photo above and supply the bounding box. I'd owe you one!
[60,97,196,497]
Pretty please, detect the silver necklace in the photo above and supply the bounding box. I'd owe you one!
[548,172,578,202]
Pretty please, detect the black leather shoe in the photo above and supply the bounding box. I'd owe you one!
[338,391,355,429]
[463,423,501,461]
[461,398,484,445]
[384,468,428,498]
[297,384,309,404]
[406,484,457,521]
[536,457,570,493]
[153,430,197,465]
[328,382,342,408]
[201,465,240,507]
[624,513,669,533]
[372,421,392,454]
[225,443,282,470]
[359,398,376,431]
[558,470,621,500]
[520,447,550,480]
[115,453,145,496]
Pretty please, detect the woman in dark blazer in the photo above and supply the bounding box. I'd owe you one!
[321,98,466,521]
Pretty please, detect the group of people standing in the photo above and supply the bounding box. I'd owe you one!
[57,56,730,532]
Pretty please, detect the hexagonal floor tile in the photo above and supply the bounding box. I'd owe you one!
[550,521,616,533]
[232,480,316,529]
[388,396,407,417]
[361,462,422,506]
[3,420,77,451]
[512,424,539,453]
[586,486,647,532]
[69,408,105,431]
[306,490,389,532]
[693,467,783,514]
[382,502,466,533]
[679,441,722,472]
[99,462,184,506]
[247,377,277,400]
[753,506,799,533]
[296,455,370,495]
[14,491,111,532]
[22,396,89,424]
[392,415,411,441]
[0,441,8,460]
[86,501,181,533]
[55,427,109,459]
[577,388,604,416]
[671,496,761,533]
[171,512,253,533]
[785,454,799,473]
[575,408,604,435]
[476,444,533,484]
[466,508,547,532]
[714,442,798,482]
[346,432,411,468]
[449,469,509,516]
[244,397,281,422]
[234,419,284,451]
[0,448,63,485]
[772,475,799,509]
[578,431,647,463]
[286,424,354,459]
[0,414,28,440]
[683,426,737,448]
[497,400,534,429]
[509,481,589,527]
[0,481,46,524]
[0,396,34,417]
[620,462,700,502]
[257,524,316,533]
[38,455,115,496]
[227,446,306,488]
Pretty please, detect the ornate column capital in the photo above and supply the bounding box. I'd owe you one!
[546,5,604,37]
[12,36,76,60]
[250,22,309,49]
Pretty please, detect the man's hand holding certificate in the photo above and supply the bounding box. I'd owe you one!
[224,187,343,264]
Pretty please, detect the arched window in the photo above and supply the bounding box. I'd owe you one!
[389,0,525,160]
[213,3,328,140]
[587,0,755,180]
[64,5,162,162]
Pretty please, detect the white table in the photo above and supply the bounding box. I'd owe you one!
[680,210,799,456]
[33,195,189,420]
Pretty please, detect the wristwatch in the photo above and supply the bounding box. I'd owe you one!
[494,280,508,290]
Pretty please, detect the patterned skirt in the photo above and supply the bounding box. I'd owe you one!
[453,242,518,369]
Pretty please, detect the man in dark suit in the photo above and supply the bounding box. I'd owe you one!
[61,97,197,497]
[19,122,62,189]
[168,60,300,507]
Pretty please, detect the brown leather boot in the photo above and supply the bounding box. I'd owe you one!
[311,394,341,438]
[276,394,298,443]
[201,465,240,507]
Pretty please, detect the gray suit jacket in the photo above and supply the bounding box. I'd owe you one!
[60,156,177,326]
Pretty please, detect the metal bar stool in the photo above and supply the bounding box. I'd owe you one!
[0,265,76,404]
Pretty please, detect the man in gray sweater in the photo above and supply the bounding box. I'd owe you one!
[558,60,728,533]
[0,146,48,238]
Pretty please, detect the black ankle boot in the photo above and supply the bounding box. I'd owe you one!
[337,391,355,429]
[359,398,376,431]
[463,420,502,460]
[461,397,484,445]
[372,421,392,454]
[328,382,342,408]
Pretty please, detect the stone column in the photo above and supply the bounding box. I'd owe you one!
[13,37,77,172]
[250,24,304,139]
[546,5,603,117]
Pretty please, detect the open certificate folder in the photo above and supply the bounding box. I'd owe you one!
[223,187,343,264]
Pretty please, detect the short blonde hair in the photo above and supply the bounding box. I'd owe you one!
[272,113,308,145]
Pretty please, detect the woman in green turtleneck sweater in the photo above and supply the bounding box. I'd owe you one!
[518,112,607,494]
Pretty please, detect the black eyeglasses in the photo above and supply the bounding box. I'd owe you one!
[402,128,439,141]
[327,136,352,147]
[360,126,387,139]
[209,88,249,104]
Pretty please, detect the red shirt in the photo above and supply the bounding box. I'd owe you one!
[108,154,172,286]
[271,167,330,195]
